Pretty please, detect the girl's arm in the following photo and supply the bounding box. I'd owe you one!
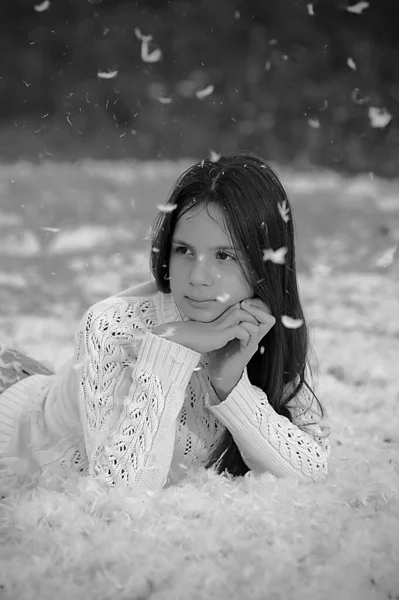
[75,302,200,493]
[206,369,331,482]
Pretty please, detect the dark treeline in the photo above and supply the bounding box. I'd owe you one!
[1,0,399,175]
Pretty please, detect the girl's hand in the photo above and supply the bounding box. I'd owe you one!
[207,298,276,400]
[151,302,261,354]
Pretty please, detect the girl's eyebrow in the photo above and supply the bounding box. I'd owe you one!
[171,237,236,251]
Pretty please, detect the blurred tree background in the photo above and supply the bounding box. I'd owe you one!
[1,0,398,175]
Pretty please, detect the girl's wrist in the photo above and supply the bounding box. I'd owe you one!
[210,375,241,401]
[152,322,192,350]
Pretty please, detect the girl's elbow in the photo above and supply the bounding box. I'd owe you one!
[311,458,329,483]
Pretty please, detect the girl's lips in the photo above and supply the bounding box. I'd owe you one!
[186,297,215,305]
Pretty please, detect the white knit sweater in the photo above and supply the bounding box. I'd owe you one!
[0,280,330,492]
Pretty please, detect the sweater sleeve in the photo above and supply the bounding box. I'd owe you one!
[75,303,200,493]
[205,369,331,482]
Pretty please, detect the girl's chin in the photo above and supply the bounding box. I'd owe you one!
[185,311,217,323]
[183,306,223,323]
[191,316,217,323]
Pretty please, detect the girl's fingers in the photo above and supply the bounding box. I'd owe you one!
[234,324,251,347]
[240,314,275,345]
[236,322,259,348]
[218,305,258,329]
[237,308,259,325]
[241,302,274,325]
[213,303,240,326]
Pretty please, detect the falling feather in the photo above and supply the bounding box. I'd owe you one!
[158,97,172,104]
[97,70,118,80]
[281,315,304,329]
[34,0,50,11]
[308,118,320,128]
[368,107,392,128]
[278,201,290,223]
[157,204,177,213]
[209,151,221,163]
[346,1,369,14]
[262,247,288,264]
[135,28,150,41]
[134,28,162,63]
[374,245,397,268]
[141,43,162,63]
[347,57,357,70]
[156,326,176,339]
[196,85,215,99]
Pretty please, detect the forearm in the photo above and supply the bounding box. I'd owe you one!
[88,377,184,492]
[210,375,242,402]
[206,369,330,482]
[152,323,195,352]
[81,329,201,492]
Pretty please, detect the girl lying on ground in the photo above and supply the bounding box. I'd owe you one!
[0,153,331,493]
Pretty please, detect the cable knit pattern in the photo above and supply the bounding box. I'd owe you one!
[74,294,202,492]
[0,281,330,491]
[206,370,330,481]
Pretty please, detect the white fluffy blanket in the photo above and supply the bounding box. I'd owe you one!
[0,273,398,600]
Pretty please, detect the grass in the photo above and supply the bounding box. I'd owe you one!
[0,160,398,600]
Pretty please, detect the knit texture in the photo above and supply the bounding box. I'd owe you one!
[0,281,330,492]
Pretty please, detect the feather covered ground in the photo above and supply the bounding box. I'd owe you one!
[0,161,398,600]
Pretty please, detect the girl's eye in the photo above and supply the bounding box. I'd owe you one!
[172,246,235,261]
[217,251,235,261]
[173,245,191,255]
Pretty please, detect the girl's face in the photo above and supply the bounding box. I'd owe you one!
[169,203,253,323]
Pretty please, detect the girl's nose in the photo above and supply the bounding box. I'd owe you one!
[189,256,214,285]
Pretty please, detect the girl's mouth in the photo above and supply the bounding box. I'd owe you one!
[186,297,215,306]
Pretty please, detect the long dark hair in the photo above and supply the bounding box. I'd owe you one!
[150,153,326,479]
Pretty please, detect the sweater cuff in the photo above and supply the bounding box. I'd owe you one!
[206,368,266,417]
[137,330,201,390]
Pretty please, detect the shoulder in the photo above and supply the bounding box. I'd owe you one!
[114,279,159,300]
[78,280,162,336]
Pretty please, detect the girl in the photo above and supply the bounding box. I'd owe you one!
[0,153,330,493]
